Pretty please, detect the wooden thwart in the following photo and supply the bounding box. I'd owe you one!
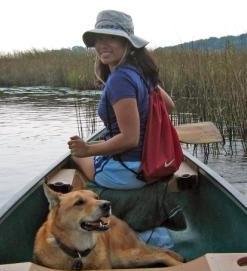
[175,122,223,144]
[46,169,86,191]
[168,160,198,192]
[1,253,246,271]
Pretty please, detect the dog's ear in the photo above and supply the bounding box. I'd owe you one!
[43,183,60,210]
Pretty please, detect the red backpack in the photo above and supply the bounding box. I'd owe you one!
[105,68,183,183]
[138,86,184,183]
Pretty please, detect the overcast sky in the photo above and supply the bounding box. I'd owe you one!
[0,0,246,54]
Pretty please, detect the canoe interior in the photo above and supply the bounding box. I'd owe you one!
[0,154,246,265]
[171,171,247,259]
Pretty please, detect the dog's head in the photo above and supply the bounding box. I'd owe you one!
[43,184,111,232]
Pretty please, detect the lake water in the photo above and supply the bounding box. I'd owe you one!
[0,87,246,208]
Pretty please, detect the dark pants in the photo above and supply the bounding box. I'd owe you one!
[86,181,184,232]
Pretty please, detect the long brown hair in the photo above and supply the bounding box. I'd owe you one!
[94,42,160,86]
[125,47,160,85]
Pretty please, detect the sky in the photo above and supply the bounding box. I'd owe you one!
[0,0,246,54]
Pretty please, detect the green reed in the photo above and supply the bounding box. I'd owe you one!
[0,47,246,153]
[154,48,247,153]
[0,49,95,89]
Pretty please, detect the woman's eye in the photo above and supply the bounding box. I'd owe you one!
[74,199,84,206]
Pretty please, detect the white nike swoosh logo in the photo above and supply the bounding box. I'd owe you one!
[164,159,175,167]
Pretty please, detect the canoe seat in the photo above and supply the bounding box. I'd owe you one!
[46,169,85,192]
[168,162,198,192]
[46,164,197,193]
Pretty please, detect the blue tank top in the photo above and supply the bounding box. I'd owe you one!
[98,64,150,161]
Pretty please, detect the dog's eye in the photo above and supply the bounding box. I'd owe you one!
[74,199,85,206]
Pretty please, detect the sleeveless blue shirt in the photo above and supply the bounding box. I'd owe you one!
[98,64,150,161]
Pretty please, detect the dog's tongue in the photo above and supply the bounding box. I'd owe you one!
[81,219,109,232]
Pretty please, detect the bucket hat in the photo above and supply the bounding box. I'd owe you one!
[83,10,149,49]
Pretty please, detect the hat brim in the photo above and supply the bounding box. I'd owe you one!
[82,28,148,49]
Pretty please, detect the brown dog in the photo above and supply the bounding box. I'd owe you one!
[33,185,183,270]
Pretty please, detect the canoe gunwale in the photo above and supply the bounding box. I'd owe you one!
[0,129,105,221]
[0,152,69,222]
[184,150,247,209]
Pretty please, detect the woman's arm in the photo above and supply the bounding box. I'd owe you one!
[158,85,175,114]
[68,98,140,157]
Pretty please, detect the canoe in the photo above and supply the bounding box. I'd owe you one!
[0,128,247,271]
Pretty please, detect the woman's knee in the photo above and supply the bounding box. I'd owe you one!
[72,156,95,180]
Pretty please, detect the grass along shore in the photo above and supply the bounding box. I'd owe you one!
[0,48,246,152]
[0,49,95,89]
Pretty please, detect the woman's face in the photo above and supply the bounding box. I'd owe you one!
[94,35,128,70]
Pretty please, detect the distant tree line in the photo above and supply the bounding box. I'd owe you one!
[161,33,247,51]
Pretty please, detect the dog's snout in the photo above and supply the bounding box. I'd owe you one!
[100,202,111,212]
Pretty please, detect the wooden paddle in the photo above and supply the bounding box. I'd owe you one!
[175,122,223,144]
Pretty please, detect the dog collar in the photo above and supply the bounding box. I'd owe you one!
[55,237,95,270]
[55,237,94,258]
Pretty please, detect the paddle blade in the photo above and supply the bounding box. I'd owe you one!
[175,122,223,144]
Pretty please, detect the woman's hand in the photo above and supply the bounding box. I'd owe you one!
[67,98,140,158]
[68,136,89,157]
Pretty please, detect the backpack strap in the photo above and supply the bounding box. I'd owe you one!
[104,65,159,181]
[105,91,140,176]
[119,65,161,95]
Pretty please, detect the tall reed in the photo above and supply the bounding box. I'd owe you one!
[0,47,246,152]
[0,49,95,89]
[154,48,247,153]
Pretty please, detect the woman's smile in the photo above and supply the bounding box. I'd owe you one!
[99,51,112,58]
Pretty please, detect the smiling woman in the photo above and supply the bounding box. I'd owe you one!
[67,9,186,250]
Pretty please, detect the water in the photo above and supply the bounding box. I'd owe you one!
[0,86,103,207]
[0,87,246,208]
[184,144,247,195]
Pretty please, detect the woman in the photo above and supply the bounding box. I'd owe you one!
[68,10,185,248]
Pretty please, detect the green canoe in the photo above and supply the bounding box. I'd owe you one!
[0,128,246,270]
